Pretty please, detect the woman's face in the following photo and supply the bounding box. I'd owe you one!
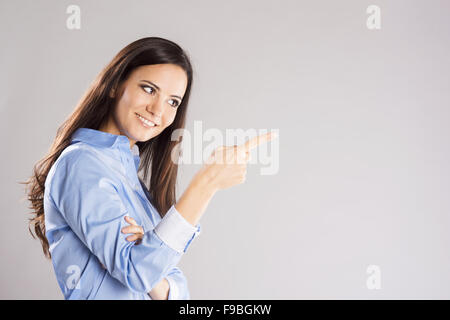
[101,63,188,147]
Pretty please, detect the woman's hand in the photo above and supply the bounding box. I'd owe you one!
[121,215,144,245]
[198,131,277,191]
[121,216,169,299]
[98,216,144,270]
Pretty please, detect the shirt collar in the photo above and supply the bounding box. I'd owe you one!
[131,143,140,157]
[71,128,141,163]
[71,128,132,148]
[71,128,142,175]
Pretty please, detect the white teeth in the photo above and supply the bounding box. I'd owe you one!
[137,114,156,127]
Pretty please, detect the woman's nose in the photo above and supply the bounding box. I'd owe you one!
[146,100,163,120]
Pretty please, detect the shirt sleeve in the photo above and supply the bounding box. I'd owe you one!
[166,267,191,300]
[48,148,200,294]
[138,176,201,254]
[154,205,201,254]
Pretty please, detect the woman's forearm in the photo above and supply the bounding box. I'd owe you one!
[175,172,217,227]
[148,278,170,300]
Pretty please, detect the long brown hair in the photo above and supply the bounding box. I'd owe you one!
[21,37,194,259]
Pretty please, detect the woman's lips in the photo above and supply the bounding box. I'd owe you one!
[136,113,157,128]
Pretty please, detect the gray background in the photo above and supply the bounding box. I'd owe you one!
[1,0,449,299]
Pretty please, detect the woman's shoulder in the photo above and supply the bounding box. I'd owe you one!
[57,143,105,170]
[46,143,116,188]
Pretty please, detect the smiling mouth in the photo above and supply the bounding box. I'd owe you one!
[135,113,158,127]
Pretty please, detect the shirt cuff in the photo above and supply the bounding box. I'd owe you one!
[154,204,201,254]
[166,276,179,300]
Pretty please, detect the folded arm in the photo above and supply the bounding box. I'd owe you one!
[49,149,200,294]
[121,216,191,300]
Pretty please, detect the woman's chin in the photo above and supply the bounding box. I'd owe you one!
[132,131,156,143]
[127,122,160,142]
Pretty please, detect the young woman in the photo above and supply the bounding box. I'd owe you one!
[24,37,275,300]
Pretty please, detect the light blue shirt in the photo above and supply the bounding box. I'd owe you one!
[43,127,201,300]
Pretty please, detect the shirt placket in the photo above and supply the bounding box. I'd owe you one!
[116,141,141,191]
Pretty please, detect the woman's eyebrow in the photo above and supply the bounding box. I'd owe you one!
[140,80,182,100]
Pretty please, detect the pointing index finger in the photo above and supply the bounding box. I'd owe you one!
[241,131,278,151]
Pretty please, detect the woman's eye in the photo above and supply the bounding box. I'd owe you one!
[141,85,180,108]
[141,85,155,94]
[169,99,180,108]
